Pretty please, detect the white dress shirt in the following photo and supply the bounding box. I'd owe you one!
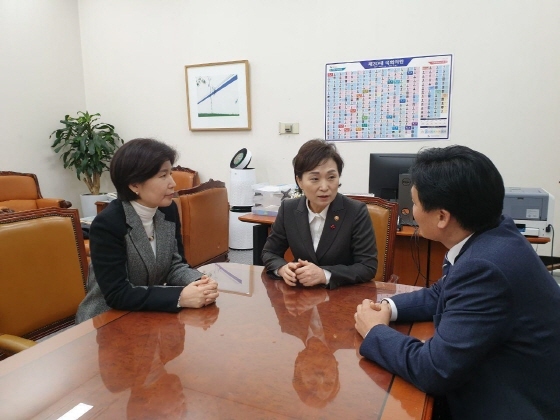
[275,200,333,284]
[306,200,332,284]
[384,233,474,321]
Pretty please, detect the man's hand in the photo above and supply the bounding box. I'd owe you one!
[354,299,391,338]
[294,259,327,286]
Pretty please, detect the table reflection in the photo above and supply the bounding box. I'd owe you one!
[262,279,358,408]
[0,264,431,420]
[96,307,219,419]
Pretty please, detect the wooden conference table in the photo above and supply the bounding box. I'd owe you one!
[239,213,551,288]
[0,263,434,420]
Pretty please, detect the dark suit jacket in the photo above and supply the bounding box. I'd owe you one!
[76,200,202,323]
[360,216,560,420]
[262,194,377,289]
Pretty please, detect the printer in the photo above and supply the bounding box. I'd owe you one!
[503,187,555,237]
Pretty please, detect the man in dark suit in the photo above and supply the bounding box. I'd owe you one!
[262,139,377,289]
[355,145,560,419]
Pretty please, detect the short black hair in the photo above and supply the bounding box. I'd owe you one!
[410,145,504,232]
[110,138,177,201]
[292,139,344,186]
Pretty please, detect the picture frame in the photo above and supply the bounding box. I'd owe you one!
[184,60,251,131]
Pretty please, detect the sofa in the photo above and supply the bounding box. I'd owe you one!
[0,171,72,211]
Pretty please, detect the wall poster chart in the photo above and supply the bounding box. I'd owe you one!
[325,54,452,141]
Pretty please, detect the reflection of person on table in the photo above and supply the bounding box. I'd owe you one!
[76,138,218,323]
[97,308,218,419]
[357,357,420,419]
[263,278,362,407]
[355,145,560,420]
[262,139,377,289]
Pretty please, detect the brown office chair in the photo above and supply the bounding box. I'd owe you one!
[0,208,88,360]
[85,175,221,267]
[172,165,200,191]
[0,171,72,211]
[83,165,199,260]
[346,196,398,282]
[173,179,229,268]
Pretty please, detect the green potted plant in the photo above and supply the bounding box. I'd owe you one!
[50,111,123,217]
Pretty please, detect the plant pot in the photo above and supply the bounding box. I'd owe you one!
[80,193,108,218]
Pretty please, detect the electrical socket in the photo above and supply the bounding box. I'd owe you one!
[279,122,299,134]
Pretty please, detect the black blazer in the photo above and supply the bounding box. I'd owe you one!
[76,200,202,323]
[262,194,377,289]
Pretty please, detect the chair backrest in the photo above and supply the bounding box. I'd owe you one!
[173,180,229,267]
[0,171,41,211]
[172,166,200,191]
[0,171,71,211]
[0,208,88,357]
[346,196,398,282]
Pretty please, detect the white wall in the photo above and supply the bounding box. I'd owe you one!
[0,0,87,205]
[3,0,559,256]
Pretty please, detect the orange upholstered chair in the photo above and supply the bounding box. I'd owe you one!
[173,180,229,268]
[172,166,200,191]
[87,170,216,267]
[0,208,88,360]
[346,196,398,282]
[92,179,229,268]
[0,171,72,212]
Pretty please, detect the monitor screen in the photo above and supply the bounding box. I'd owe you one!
[368,153,417,200]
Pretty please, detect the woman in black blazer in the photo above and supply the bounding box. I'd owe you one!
[262,139,377,289]
[76,138,218,323]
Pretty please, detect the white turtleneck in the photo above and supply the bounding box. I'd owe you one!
[130,200,158,255]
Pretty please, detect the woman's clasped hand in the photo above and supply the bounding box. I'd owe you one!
[179,276,219,308]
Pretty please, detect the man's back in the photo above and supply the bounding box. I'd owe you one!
[356,145,560,420]
[444,216,560,419]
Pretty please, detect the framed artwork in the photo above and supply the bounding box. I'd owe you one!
[184,60,251,131]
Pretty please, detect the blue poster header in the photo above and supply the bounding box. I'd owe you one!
[360,57,414,69]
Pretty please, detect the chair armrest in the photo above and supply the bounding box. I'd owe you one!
[36,198,72,209]
[0,333,36,354]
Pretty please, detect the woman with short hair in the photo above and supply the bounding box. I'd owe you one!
[76,138,218,323]
[262,139,378,289]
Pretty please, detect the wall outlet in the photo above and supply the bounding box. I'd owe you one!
[279,122,299,134]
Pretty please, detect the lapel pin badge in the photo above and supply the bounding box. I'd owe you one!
[330,224,336,230]
[334,216,340,221]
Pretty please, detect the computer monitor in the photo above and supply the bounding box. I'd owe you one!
[369,153,417,226]
[368,153,417,199]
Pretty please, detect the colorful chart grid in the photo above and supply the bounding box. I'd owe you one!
[325,54,452,141]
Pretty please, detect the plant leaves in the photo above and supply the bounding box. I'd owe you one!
[50,111,123,193]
